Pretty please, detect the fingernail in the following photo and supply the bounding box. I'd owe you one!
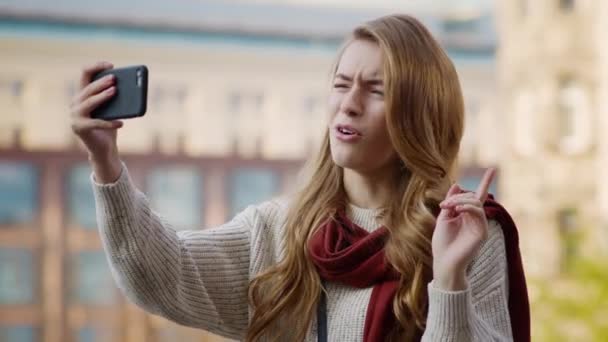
[106,86,115,93]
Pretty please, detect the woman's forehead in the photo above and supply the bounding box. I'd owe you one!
[336,39,384,78]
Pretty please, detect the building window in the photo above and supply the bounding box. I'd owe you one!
[557,77,576,141]
[147,166,203,230]
[559,0,575,11]
[0,325,36,342]
[66,164,97,229]
[227,91,265,114]
[150,86,166,108]
[76,325,116,342]
[252,92,264,112]
[227,91,243,114]
[0,248,35,304]
[229,168,279,217]
[520,0,529,16]
[556,76,590,154]
[0,162,38,226]
[151,85,188,110]
[0,79,24,99]
[513,90,538,156]
[78,326,96,342]
[558,208,579,272]
[226,90,267,157]
[69,251,117,305]
[442,18,477,33]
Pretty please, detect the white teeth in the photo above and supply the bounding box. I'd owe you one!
[339,127,354,135]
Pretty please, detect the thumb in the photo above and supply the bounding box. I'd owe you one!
[96,119,123,130]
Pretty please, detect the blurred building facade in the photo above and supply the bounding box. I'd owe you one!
[497,0,608,277]
[0,1,499,342]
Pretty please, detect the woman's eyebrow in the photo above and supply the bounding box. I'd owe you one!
[334,73,352,81]
[365,79,383,86]
[334,73,383,86]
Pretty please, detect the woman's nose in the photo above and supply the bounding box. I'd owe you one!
[339,88,363,117]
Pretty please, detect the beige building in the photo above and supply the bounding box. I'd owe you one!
[497,0,608,277]
[0,2,499,341]
[598,1,608,249]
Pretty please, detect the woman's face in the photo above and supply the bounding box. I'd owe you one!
[328,39,397,174]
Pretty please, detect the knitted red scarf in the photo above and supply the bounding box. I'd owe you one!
[307,197,530,341]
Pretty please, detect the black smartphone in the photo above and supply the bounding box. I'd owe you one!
[91,65,148,120]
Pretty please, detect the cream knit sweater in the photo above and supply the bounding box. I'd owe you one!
[91,162,513,341]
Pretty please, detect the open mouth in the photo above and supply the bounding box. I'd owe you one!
[338,127,355,135]
[334,125,363,142]
[336,125,361,136]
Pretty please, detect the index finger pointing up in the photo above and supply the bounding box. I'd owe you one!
[475,168,496,202]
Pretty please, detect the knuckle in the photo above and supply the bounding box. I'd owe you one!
[82,96,95,108]
[82,83,94,94]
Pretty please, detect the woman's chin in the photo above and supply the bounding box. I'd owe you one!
[331,154,360,170]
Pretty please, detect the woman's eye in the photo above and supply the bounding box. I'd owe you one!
[333,84,349,89]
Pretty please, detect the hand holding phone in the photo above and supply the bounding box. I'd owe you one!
[91,65,148,120]
[70,62,146,183]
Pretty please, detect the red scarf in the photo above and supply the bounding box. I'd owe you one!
[307,197,530,341]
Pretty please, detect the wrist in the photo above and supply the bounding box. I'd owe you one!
[433,270,468,291]
[87,145,117,162]
[88,150,122,184]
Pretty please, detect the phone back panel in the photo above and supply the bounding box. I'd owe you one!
[91,65,148,120]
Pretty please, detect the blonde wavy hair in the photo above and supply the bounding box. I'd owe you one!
[246,14,464,341]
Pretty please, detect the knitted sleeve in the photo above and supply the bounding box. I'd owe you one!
[422,220,513,341]
[90,162,269,340]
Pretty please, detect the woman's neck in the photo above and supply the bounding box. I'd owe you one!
[343,165,397,209]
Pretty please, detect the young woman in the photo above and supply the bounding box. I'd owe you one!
[71,14,529,342]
